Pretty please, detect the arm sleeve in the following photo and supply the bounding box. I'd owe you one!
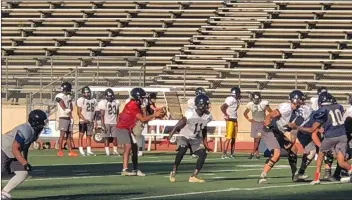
[76,97,84,108]
[14,130,25,145]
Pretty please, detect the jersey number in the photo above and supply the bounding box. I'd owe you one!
[86,103,95,112]
[329,109,344,126]
[108,105,117,115]
[193,123,204,135]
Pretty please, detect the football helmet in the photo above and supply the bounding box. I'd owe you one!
[195,87,206,96]
[250,92,261,105]
[230,87,241,99]
[289,90,304,106]
[81,86,91,99]
[317,87,328,95]
[131,88,147,104]
[28,109,48,134]
[195,94,210,112]
[61,82,72,93]
[105,88,115,102]
[318,91,334,106]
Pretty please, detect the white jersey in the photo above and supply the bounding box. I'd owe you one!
[98,99,120,125]
[187,97,196,109]
[246,100,269,122]
[275,102,294,133]
[310,96,319,111]
[179,109,212,140]
[77,97,98,122]
[224,96,239,119]
[55,92,73,118]
[297,104,314,121]
[343,105,352,121]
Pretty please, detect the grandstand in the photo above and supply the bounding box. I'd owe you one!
[1,0,352,105]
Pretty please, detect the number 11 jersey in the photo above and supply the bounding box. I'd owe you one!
[179,108,212,140]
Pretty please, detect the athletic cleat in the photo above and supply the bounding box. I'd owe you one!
[87,152,96,156]
[257,177,267,184]
[321,174,336,182]
[1,191,11,200]
[191,154,198,158]
[340,176,352,183]
[248,154,254,159]
[255,155,260,160]
[189,176,205,183]
[229,154,235,159]
[134,170,146,177]
[121,170,136,176]
[169,171,176,183]
[221,154,229,159]
[80,152,86,157]
[310,180,321,185]
[293,173,310,182]
[57,151,64,157]
[113,151,120,156]
[68,151,78,157]
[138,151,143,157]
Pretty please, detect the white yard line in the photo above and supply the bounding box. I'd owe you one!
[124,182,340,200]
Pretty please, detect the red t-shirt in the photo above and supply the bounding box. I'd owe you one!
[116,100,141,132]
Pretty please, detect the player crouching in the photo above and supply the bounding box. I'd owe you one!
[1,110,48,200]
[168,94,213,183]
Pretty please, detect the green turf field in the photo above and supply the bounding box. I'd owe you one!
[2,150,351,200]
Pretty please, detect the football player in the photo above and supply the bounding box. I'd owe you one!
[258,90,304,184]
[116,88,163,176]
[187,87,206,109]
[168,94,213,183]
[77,86,98,156]
[55,82,78,157]
[1,110,48,199]
[310,87,328,111]
[98,88,120,156]
[244,92,272,159]
[292,92,352,184]
[221,87,241,159]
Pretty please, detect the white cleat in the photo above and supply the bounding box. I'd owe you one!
[138,151,143,157]
[257,177,267,184]
[105,152,110,156]
[1,191,11,200]
[80,152,86,157]
[87,152,96,156]
[340,176,352,183]
[310,180,321,185]
[134,170,146,177]
[113,151,121,156]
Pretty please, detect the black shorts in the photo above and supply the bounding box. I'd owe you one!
[1,150,25,174]
[79,122,93,136]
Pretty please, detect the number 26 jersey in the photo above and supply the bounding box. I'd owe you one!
[179,108,212,140]
[76,97,98,123]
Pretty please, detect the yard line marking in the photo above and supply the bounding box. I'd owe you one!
[211,177,226,179]
[76,173,91,176]
[203,173,216,176]
[147,157,159,159]
[124,182,340,200]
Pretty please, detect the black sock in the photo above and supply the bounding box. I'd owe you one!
[173,147,187,172]
[194,150,207,171]
[288,152,298,176]
[298,154,313,175]
[131,143,138,170]
[333,164,342,178]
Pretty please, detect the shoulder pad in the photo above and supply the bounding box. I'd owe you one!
[261,100,269,107]
[313,108,327,120]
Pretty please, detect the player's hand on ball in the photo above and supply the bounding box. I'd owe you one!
[24,163,33,171]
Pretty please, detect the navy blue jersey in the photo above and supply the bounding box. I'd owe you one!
[314,104,346,138]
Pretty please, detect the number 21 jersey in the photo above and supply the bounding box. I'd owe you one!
[179,109,212,140]
[76,97,97,122]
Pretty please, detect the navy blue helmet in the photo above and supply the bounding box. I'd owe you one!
[131,88,147,103]
[105,88,115,102]
[230,87,241,99]
[195,94,210,112]
[28,109,48,134]
[195,87,206,96]
[289,90,304,105]
[250,92,261,104]
[317,87,328,95]
[61,82,72,93]
[318,91,334,106]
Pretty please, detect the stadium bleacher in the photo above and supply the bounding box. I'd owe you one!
[1,0,352,103]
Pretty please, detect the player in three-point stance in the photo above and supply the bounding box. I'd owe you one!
[115,88,163,176]
[1,110,48,200]
[98,88,121,156]
[56,82,78,157]
[168,94,213,183]
[244,92,272,159]
[77,86,98,156]
[258,90,305,184]
[221,87,241,159]
[291,92,352,184]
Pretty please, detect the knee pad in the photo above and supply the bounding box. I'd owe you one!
[307,150,316,160]
[324,151,334,165]
[176,145,188,155]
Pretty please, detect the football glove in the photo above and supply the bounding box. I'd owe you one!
[24,163,33,171]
